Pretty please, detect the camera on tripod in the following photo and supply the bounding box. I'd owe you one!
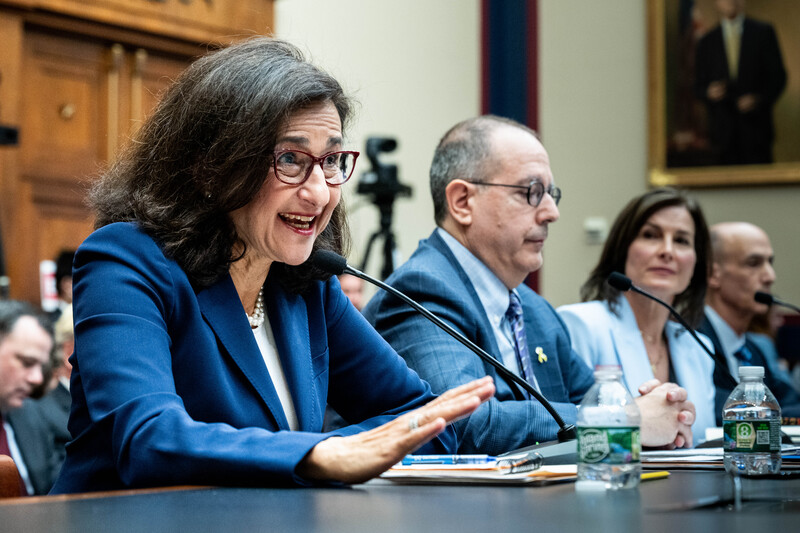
[356,137,411,205]
[356,137,412,279]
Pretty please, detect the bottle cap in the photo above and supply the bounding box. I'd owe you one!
[593,364,622,378]
[738,365,765,378]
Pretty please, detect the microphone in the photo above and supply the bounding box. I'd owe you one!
[755,291,800,314]
[312,249,577,443]
[607,272,738,388]
[606,272,633,292]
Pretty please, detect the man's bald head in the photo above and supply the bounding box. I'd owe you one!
[707,222,775,334]
[710,222,768,261]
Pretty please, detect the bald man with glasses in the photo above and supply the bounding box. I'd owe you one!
[363,115,695,455]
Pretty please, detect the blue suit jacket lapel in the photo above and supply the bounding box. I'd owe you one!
[197,274,290,430]
[426,231,503,359]
[428,231,550,400]
[263,279,317,432]
[519,302,564,400]
[608,298,652,395]
[425,231,537,400]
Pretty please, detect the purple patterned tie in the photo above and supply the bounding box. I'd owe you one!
[506,292,534,399]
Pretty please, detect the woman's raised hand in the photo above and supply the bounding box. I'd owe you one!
[297,376,495,484]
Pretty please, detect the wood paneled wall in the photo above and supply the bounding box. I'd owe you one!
[0,0,273,304]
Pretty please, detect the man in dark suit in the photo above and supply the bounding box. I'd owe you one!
[699,222,800,424]
[364,115,696,454]
[6,398,63,495]
[694,0,786,165]
[0,300,53,495]
[7,305,72,494]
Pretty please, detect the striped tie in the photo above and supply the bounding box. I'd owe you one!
[506,292,534,398]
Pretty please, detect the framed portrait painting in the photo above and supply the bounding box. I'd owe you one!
[648,0,800,187]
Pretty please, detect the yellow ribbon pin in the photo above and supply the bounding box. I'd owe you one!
[535,346,547,363]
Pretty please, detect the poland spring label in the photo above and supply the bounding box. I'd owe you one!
[577,426,641,464]
[722,419,780,452]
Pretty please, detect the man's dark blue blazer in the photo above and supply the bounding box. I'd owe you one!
[363,230,594,455]
[698,314,800,424]
[51,223,453,493]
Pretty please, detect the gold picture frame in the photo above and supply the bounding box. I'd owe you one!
[647,0,800,187]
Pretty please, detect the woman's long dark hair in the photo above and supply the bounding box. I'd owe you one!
[580,187,711,328]
[89,37,353,292]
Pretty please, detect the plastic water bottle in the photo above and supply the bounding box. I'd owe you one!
[723,366,781,476]
[576,366,641,490]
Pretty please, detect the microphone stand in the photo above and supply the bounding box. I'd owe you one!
[756,291,800,314]
[343,262,577,443]
[629,286,716,359]
[607,272,738,389]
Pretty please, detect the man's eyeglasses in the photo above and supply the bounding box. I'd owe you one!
[466,180,562,207]
[272,149,360,186]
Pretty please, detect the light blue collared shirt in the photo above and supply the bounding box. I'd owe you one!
[3,420,34,495]
[705,305,746,381]
[436,228,540,391]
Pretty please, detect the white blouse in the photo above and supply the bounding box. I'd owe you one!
[252,319,299,431]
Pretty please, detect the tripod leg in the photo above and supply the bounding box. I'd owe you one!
[360,231,382,273]
[381,230,398,281]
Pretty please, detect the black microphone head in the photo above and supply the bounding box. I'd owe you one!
[310,250,348,276]
[754,291,774,306]
[607,272,633,292]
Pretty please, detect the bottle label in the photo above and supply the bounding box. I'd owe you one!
[577,426,641,464]
[723,419,781,452]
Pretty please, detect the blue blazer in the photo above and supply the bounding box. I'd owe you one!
[557,298,716,442]
[51,223,453,493]
[698,314,800,423]
[363,230,594,455]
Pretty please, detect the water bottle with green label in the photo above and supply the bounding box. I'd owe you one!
[576,366,641,490]
[722,365,781,476]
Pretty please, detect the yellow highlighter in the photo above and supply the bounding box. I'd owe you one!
[640,471,670,482]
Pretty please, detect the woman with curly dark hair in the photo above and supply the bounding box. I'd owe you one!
[558,187,716,445]
[51,37,493,493]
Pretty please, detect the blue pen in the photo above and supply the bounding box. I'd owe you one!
[401,454,497,465]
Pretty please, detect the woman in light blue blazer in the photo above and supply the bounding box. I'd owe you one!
[51,38,493,494]
[558,188,716,444]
